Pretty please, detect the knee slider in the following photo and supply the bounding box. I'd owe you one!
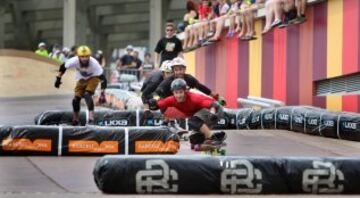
[188,116,204,132]
[72,97,81,112]
[84,91,94,111]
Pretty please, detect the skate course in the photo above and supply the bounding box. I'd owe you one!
[1,54,360,197]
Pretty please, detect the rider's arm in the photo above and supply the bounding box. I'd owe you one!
[57,63,66,77]
[187,75,212,95]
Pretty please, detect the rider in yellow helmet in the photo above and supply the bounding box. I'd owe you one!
[54,45,107,125]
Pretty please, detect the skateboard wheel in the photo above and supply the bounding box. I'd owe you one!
[220,149,226,156]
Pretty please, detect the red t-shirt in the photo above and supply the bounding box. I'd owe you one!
[198,4,211,20]
[157,92,215,117]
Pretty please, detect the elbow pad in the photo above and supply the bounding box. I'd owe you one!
[59,63,67,73]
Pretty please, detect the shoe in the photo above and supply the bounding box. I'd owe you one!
[270,19,282,28]
[72,120,79,126]
[292,16,307,25]
[189,131,206,145]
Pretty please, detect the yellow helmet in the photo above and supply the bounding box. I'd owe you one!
[77,45,91,57]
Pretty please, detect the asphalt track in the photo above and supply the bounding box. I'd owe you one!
[0,95,359,198]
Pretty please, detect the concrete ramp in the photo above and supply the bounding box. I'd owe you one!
[0,49,75,97]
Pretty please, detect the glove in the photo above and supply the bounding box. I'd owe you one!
[143,110,154,119]
[209,112,218,123]
[54,76,62,88]
[148,98,159,110]
[218,96,227,106]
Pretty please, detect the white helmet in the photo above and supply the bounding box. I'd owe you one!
[159,60,172,73]
[170,57,186,68]
[38,42,46,48]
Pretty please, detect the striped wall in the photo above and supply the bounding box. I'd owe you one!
[184,0,360,112]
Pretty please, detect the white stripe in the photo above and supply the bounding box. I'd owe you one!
[58,126,63,156]
[37,110,50,125]
[125,128,129,155]
[290,108,295,131]
[85,110,89,124]
[260,109,264,129]
[136,108,140,126]
[319,112,323,136]
[304,110,308,133]
[274,108,278,129]
[185,118,189,131]
[337,114,341,139]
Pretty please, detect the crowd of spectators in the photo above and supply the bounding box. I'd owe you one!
[181,0,307,50]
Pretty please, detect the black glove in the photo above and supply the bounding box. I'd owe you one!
[143,110,154,119]
[209,112,218,123]
[54,76,62,88]
[148,98,159,110]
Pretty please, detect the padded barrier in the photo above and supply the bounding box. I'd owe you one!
[35,106,360,141]
[0,125,179,156]
[93,155,360,194]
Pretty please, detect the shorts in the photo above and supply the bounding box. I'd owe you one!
[193,108,220,129]
[74,77,101,98]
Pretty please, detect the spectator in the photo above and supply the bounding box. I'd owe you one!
[131,50,142,69]
[293,0,306,24]
[239,0,262,40]
[139,52,155,81]
[154,23,183,69]
[120,45,135,68]
[207,0,230,42]
[68,45,78,58]
[262,0,295,34]
[62,47,70,62]
[51,50,63,63]
[143,52,154,69]
[226,0,241,38]
[35,42,49,57]
[50,44,61,58]
[95,50,106,68]
[178,0,198,33]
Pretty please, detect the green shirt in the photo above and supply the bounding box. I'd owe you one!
[35,49,49,57]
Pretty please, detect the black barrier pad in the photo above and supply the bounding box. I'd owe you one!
[261,108,276,129]
[275,107,293,130]
[304,109,323,136]
[61,126,126,155]
[319,112,338,138]
[236,108,253,129]
[290,107,306,133]
[128,127,179,154]
[95,110,136,127]
[0,125,59,156]
[338,114,360,141]
[213,108,237,130]
[140,110,164,126]
[248,110,262,129]
[35,110,86,125]
[283,158,360,194]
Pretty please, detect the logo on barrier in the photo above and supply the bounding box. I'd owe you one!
[68,140,118,153]
[323,120,335,127]
[343,122,357,130]
[221,159,262,194]
[2,138,52,152]
[278,114,289,121]
[293,116,304,124]
[146,119,163,126]
[135,141,179,153]
[136,159,178,193]
[302,161,344,193]
[97,119,129,126]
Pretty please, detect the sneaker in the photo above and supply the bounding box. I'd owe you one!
[189,131,206,145]
[72,120,79,126]
[292,16,307,25]
[270,19,282,28]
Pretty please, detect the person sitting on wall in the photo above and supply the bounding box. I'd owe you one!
[262,0,295,34]
[148,78,227,145]
[54,45,107,125]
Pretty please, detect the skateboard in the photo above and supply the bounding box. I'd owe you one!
[191,141,226,156]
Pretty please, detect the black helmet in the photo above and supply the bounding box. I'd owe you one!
[171,78,187,91]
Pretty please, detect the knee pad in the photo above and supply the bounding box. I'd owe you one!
[189,132,205,144]
[188,116,204,132]
[72,97,81,112]
[84,91,94,111]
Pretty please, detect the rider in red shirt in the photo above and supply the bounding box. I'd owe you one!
[149,78,226,144]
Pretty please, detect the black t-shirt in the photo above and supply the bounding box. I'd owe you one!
[133,58,142,69]
[141,70,164,103]
[120,54,134,66]
[154,36,183,64]
[154,74,212,98]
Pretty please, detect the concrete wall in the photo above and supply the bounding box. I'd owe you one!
[184,0,360,113]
